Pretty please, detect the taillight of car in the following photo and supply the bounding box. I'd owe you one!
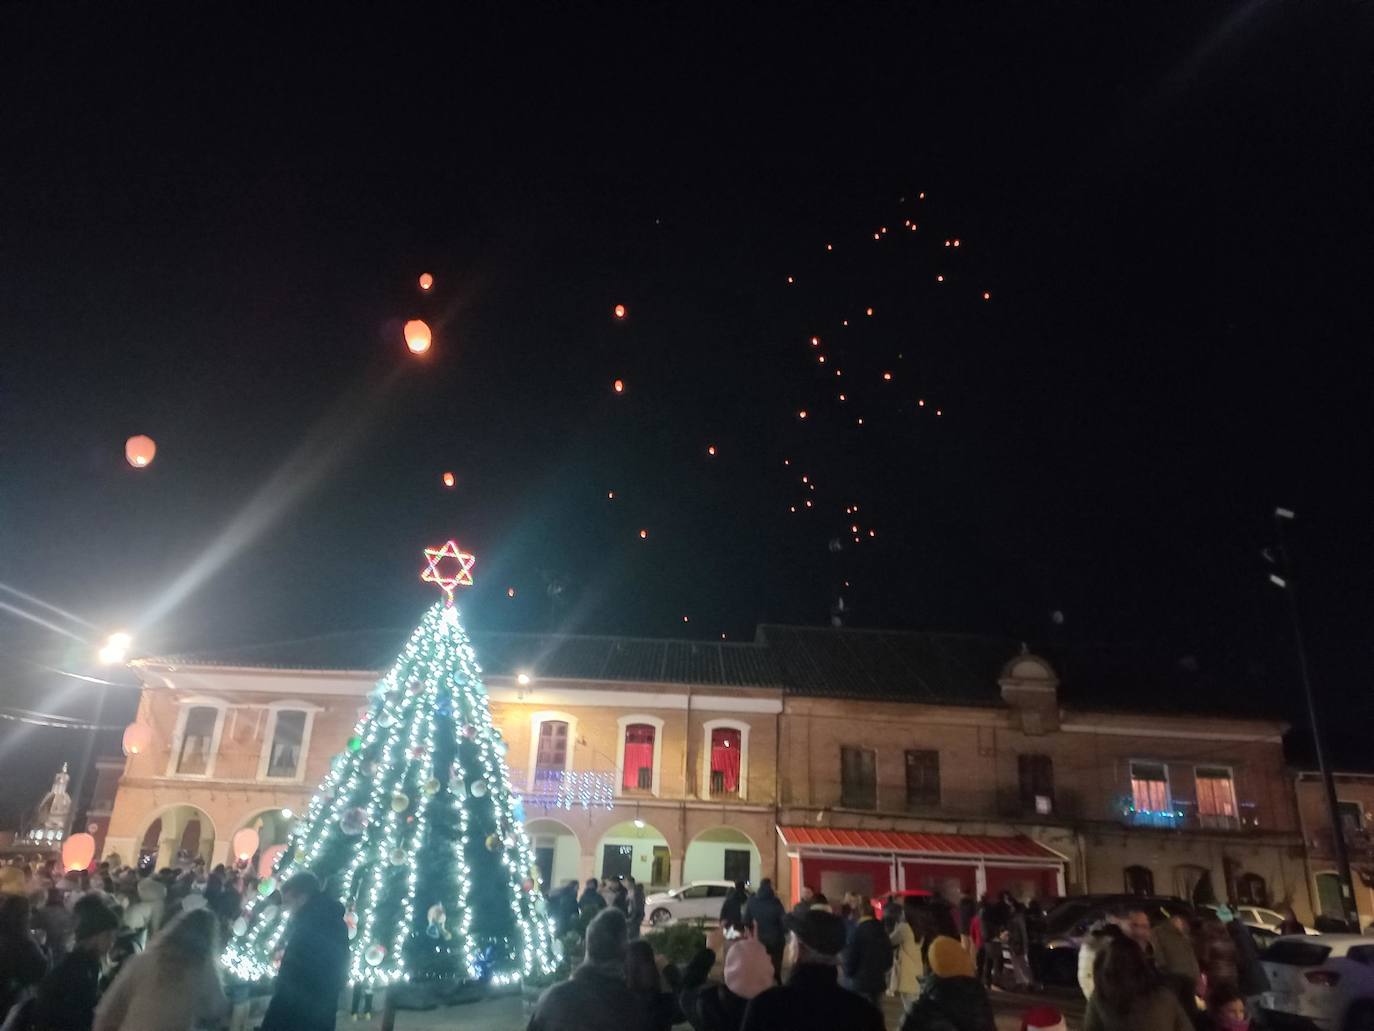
[1305,970,1341,987]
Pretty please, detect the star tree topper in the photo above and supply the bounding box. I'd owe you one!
[420,539,476,604]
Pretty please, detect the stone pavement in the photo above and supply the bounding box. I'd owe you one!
[336,984,1085,1030]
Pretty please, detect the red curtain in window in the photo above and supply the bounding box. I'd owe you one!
[623,724,656,789]
[711,728,741,793]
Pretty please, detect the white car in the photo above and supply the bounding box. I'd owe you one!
[1260,934,1374,1031]
[643,881,736,927]
[1204,904,1320,936]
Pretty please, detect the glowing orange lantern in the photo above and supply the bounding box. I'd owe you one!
[507,587,516,598]
[62,833,95,873]
[442,472,455,488]
[613,304,626,319]
[418,272,434,291]
[936,275,944,283]
[883,371,892,381]
[786,276,794,284]
[866,307,874,317]
[639,529,648,540]
[121,722,153,756]
[798,410,808,420]
[707,445,716,456]
[259,845,286,879]
[232,828,260,863]
[826,243,833,251]
[607,491,615,499]
[613,379,624,393]
[953,239,960,247]
[982,291,991,300]
[810,337,819,346]
[404,320,432,355]
[125,435,156,468]
[919,399,925,406]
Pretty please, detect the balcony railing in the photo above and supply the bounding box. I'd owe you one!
[507,767,615,811]
[1118,797,1244,831]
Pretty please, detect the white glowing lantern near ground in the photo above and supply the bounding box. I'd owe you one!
[121,721,153,756]
[124,435,156,468]
[404,319,432,355]
[62,833,95,872]
[232,828,260,863]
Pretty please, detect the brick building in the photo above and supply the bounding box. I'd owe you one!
[101,621,1315,920]
[1295,771,1374,923]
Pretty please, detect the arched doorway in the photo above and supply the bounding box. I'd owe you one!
[234,808,295,875]
[525,818,581,894]
[684,827,761,886]
[595,821,671,889]
[137,805,216,873]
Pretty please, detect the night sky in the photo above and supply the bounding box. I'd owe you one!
[2,2,1372,820]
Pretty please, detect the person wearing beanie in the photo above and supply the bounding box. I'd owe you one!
[30,895,120,1031]
[740,909,885,1031]
[680,934,775,1031]
[900,935,995,1031]
[529,908,654,1031]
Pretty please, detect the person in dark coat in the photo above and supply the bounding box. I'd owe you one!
[528,908,653,1031]
[612,879,630,915]
[579,878,607,922]
[30,895,120,1031]
[901,936,996,1031]
[719,881,748,932]
[628,882,647,940]
[0,894,48,1022]
[1226,917,1269,1001]
[841,899,893,1007]
[740,879,785,982]
[260,872,348,1031]
[549,881,580,938]
[740,909,885,1031]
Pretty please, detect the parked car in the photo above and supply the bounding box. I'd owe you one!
[1040,894,1195,986]
[1203,904,1320,936]
[644,880,737,926]
[1260,934,1374,1031]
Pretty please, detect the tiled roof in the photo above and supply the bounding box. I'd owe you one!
[145,629,783,689]
[778,826,1063,862]
[758,625,1017,704]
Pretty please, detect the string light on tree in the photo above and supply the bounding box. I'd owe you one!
[223,541,557,989]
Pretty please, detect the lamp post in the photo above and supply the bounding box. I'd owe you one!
[1269,507,1358,928]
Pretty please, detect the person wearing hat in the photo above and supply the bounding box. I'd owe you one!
[740,908,885,1031]
[680,934,775,1031]
[900,935,995,1031]
[29,895,120,1031]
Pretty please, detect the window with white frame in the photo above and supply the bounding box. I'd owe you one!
[259,707,317,781]
[527,712,578,796]
[173,705,222,776]
[701,719,750,801]
[616,715,664,797]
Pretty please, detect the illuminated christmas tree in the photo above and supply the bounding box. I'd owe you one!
[224,540,558,989]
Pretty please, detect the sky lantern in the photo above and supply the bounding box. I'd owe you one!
[232,828,260,863]
[61,833,95,872]
[613,378,624,393]
[613,304,626,319]
[404,319,432,355]
[639,529,648,540]
[122,721,152,756]
[607,490,615,499]
[936,274,944,283]
[707,445,716,456]
[124,435,156,468]
[866,307,874,316]
[883,371,893,381]
[983,291,991,300]
[507,587,516,598]
[441,472,455,488]
[418,272,434,291]
[786,276,794,284]
[798,410,807,419]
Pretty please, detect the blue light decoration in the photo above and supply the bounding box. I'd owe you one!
[1119,796,1186,828]
[222,541,558,990]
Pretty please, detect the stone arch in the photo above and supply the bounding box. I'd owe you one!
[525,817,583,893]
[595,819,671,889]
[135,802,218,872]
[684,825,761,886]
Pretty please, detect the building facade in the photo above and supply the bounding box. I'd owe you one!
[1296,771,1374,924]
[101,622,1315,920]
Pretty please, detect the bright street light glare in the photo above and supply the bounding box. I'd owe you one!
[98,631,132,665]
[516,672,531,686]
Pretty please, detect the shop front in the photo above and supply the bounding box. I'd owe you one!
[778,826,1066,904]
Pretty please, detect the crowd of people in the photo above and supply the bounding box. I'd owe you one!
[527,877,1005,1031]
[0,856,346,1031]
[1077,903,1270,1031]
[545,875,649,939]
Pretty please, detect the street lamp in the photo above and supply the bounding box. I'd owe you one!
[1268,507,1359,928]
[98,632,132,665]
